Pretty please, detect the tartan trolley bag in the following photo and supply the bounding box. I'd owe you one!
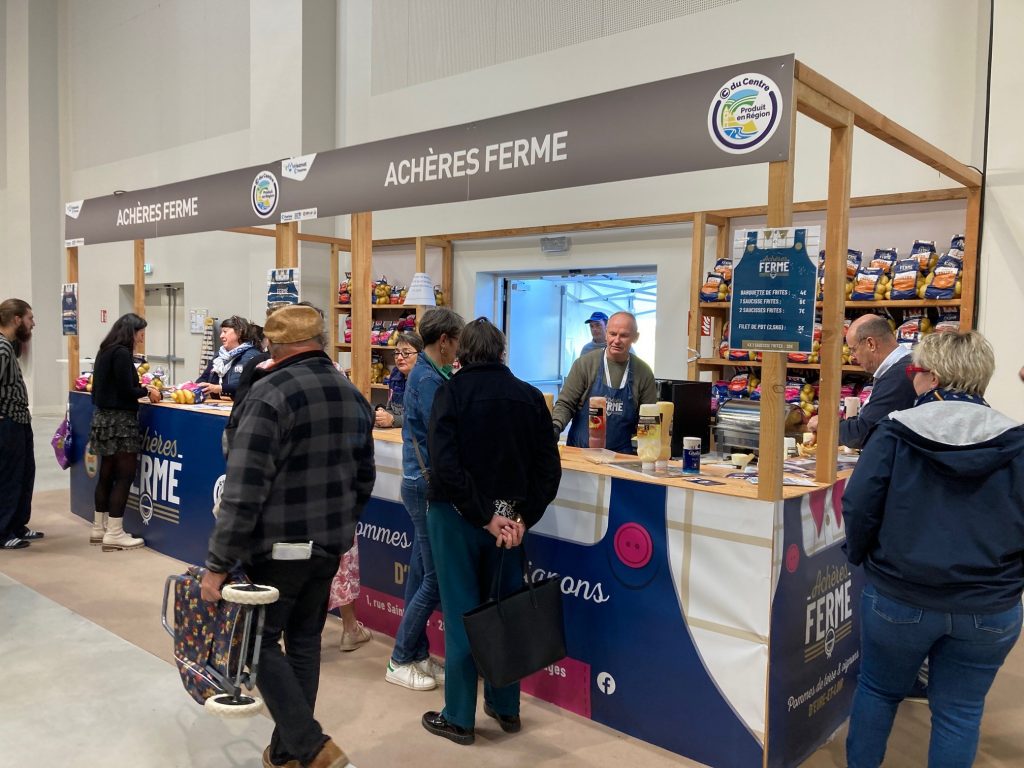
[161,566,279,717]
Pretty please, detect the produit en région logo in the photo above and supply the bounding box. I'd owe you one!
[251,170,279,219]
[708,72,783,154]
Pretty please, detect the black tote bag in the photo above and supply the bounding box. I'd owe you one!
[462,539,566,689]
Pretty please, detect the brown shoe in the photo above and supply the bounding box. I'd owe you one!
[306,739,351,768]
[262,746,300,768]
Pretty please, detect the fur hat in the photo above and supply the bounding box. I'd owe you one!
[264,305,322,344]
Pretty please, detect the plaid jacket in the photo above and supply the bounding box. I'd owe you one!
[206,351,375,572]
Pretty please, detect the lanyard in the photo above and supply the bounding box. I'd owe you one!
[603,353,628,390]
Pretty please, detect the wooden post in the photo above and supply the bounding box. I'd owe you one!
[350,213,372,399]
[328,244,339,354]
[959,186,981,331]
[66,247,79,392]
[815,110,855,485]
[441,240,454,311]
[134,240,146,353]
[757,113,797,501]
[415,236,428,324]
[275,222,299,268]
[688,213,707,379]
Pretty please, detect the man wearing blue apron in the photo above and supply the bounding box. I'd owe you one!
[552,312,657,455]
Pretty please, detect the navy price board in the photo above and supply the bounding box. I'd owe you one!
[729,227,820,353]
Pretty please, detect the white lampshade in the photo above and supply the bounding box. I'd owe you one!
[404,272,436,306]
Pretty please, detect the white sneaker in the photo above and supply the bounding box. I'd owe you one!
[385,659,436,691]
[415,657,445,685]
[339,622,372,652]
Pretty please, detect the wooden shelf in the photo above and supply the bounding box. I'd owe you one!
[698,299,962,312]
[696,357,865,373]
[335,343,400,351]
[334,304,416,311]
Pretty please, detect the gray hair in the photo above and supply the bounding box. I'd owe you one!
[418,307,465,346]
[913,330,995,397]
[850,314,895,346]
[457,317,506,365]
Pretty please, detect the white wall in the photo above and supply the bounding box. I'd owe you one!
[337,0,1007,394]
[976,0,1024,419]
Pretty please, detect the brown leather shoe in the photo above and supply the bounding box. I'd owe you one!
[306,739,350,768]
[261,746,300,768]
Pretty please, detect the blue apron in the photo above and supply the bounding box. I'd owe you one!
[566,355,638,454]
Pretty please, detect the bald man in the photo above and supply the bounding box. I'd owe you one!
[808,314,916,449]
[552,311,657,454]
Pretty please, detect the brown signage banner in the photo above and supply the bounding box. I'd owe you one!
[64,55,794,246]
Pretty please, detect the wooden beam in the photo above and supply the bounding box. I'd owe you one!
[816,110,855,485]
[795,80,851,130]
[438,212,696,242]
[687,213,707,380]
[959,186,981,330]
[296,232,351,247]
[329,244,339,355]
[350,213,372,399]
[275,222,299,268]
[795,61,981,188]
[704,212,729,229]
[708,188,968,222]
[224,226,276,238]
[134,240,146,354]
[66,247,79,392]
[758,107,798,502]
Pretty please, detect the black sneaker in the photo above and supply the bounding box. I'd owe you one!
[483,702,522,733]
[422,711,474,745]
[2,537,29,550]
[18,529,44,540]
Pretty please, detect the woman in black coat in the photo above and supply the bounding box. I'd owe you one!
[421,317,562,745]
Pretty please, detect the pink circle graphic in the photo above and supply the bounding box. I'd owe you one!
[613,523,653,569]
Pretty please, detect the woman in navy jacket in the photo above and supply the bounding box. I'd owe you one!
[843,330,1024,768]
[196,315,262,398]
[422,317,562,745]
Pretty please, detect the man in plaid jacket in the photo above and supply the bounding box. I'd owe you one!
[202,304,374,768]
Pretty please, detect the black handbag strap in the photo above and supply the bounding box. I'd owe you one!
[411,435,429,480]
[490,534,540,609]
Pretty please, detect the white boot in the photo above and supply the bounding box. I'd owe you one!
[89,511,108,545]
[101,517,144,551]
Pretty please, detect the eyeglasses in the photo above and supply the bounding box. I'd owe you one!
[394,350,418,359]
[905,364,931,381]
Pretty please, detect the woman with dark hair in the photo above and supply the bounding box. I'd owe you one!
[196,315,262,398]
[386,307,465,691]
[421,317,562,744]
[375,331,424,429]
[843,330,1024,767]
[88,313,161,550]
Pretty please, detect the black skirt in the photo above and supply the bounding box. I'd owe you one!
[89,408,141,456]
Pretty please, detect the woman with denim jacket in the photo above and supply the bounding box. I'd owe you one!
[384,308,464,692]
[843,330,1024,768]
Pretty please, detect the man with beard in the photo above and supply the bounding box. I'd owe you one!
[0,298,42,550]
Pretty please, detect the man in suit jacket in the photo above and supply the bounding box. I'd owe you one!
[808,314,917,449]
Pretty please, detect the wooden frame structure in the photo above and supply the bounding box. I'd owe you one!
[65,218,453,404]
[64,59,981,504]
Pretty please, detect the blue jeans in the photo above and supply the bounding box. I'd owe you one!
[391,477,438,665]
[847,584,1022,768]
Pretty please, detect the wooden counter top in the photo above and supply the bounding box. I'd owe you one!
[371,427,844,500]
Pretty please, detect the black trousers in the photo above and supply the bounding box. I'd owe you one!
[0,417,34,539]
[246,553,341,764]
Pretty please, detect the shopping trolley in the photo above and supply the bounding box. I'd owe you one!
[161,566,279,717]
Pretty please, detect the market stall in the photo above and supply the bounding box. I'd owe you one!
[63,54,981,767]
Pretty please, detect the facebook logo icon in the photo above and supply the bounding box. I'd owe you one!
[596,672,616,696]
